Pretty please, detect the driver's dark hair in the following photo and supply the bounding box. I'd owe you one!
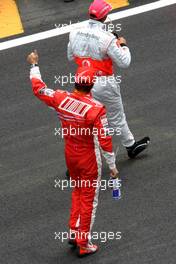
[90,14,98,19]
[89,14,107,22]
[75,82,93,93]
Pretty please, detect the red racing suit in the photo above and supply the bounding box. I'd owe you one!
[30,66,116,246]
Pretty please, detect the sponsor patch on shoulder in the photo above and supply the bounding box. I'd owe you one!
[100,115,109,128]
[39,88,55,97]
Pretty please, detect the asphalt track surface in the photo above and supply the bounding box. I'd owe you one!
[0,1,176,264]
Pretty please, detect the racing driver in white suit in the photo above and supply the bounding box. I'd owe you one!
[67,0,150,158]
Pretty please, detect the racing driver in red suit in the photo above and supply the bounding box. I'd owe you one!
[27,51,118,257]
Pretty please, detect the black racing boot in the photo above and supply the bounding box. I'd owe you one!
[126,137,150,158]
[68,236,77,248]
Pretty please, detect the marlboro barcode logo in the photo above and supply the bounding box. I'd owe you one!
[58,97,92,117]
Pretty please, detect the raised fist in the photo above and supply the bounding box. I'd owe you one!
[27,50,39,65]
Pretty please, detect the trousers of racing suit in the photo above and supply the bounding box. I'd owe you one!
[30,66,116,247]
[67,19,135,147]
[65,139,102,246]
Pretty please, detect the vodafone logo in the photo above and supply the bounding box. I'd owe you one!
[82,60,91,67]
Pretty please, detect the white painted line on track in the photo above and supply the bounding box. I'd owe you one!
[0,0,176,51]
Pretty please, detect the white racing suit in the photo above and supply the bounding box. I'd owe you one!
[67,19,135,147]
